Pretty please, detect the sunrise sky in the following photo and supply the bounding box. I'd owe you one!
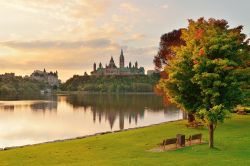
[0,0,250,81]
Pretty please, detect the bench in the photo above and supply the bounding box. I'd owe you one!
[186,133,202,145]
[159,138,177,149]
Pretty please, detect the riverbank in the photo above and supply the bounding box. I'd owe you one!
[56,90,156,95]
[0,114,250,166]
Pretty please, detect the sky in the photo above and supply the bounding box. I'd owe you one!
[0,0,250,81]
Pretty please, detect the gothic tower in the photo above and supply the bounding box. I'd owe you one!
[93,63,96,71]
[109,56,116,68]
[119,49,125,68]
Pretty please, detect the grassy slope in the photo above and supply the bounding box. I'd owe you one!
[0,115,250,166]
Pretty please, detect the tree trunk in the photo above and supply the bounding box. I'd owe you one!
[208,123,214,148]
[187,113,195,123]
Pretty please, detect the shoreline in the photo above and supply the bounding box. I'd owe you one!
[56,91,156,95]
[1,119,184,151]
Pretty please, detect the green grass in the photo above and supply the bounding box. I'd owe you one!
[1,115,250,166]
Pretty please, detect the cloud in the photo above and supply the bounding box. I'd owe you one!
[161,4,168,9]
[0,39,112,49]
[123,34,146,43]
[120,3,140,13]
[2,0,111,19]
[0,0,157,81]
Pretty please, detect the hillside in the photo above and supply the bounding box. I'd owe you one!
[60,74,160,93]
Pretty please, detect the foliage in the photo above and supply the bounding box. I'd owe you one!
[153,29,185,70]
[60,74,160,93]
[0,75,47,96]
[157,17,250,148]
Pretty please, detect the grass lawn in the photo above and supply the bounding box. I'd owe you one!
[0,114,250,166]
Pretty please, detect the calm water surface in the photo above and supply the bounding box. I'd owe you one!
[0,94,183,148]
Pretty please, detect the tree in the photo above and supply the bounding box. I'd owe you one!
[158,17,250,148]
[154,29,197,122]
[153,29,185,70]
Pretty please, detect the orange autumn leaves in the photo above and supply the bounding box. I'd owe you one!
[195,28,204,40]
[193,47,205,65]
[156,27,207,105]
[193,29,205,65]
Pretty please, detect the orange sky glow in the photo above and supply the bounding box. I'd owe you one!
[0,0,249,81]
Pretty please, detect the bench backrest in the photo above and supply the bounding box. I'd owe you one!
[164,138,177,145]
[191,134,202,140]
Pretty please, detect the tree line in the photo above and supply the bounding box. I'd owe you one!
[0,75,47,96]
[60,74,160,93]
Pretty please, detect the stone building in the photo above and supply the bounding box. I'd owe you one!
[147,70,160,76]
[30,69,59,87]
[91,49,145,76]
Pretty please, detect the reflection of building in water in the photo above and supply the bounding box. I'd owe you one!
[91,107,142,130]
[66,94,179,130]
[30,96,58,112]
[30,101,57,112]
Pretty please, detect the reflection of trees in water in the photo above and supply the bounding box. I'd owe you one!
[0,94,48,101]
[65,94,180,130]
[0,95,58,113]
[0,105,15,111]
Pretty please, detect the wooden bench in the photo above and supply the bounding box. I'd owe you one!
[186,133,202,145]
[159,138,177,149]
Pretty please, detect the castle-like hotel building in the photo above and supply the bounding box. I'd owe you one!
[91,49,145,76]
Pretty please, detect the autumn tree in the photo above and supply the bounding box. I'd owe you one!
[154,29,185,70]
[158,17,250,148]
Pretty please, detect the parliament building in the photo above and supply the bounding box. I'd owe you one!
[91,49,145,76]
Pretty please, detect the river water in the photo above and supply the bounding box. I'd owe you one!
[0,94,183,148]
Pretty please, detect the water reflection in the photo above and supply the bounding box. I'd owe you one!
[0,96,57,112]
[65,94,180,130]
[0,94,183,148]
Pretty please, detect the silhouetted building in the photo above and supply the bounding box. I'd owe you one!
[91,49,145,76]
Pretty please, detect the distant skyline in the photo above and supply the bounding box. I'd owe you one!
[0,0,250,81]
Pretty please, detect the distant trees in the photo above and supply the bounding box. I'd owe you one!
[157,17,250,148]
[0,76,46,96]
[60,74,160,93]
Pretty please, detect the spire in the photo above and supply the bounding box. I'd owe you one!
[99,62,102,68]
[110,56,114,63]
[129,62,132,68]
[93,63,96,71]
[121,49,124,57]
[119,49,125,68]
[109,56,116,68]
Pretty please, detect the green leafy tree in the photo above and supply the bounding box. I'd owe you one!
[158,18,250,148]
